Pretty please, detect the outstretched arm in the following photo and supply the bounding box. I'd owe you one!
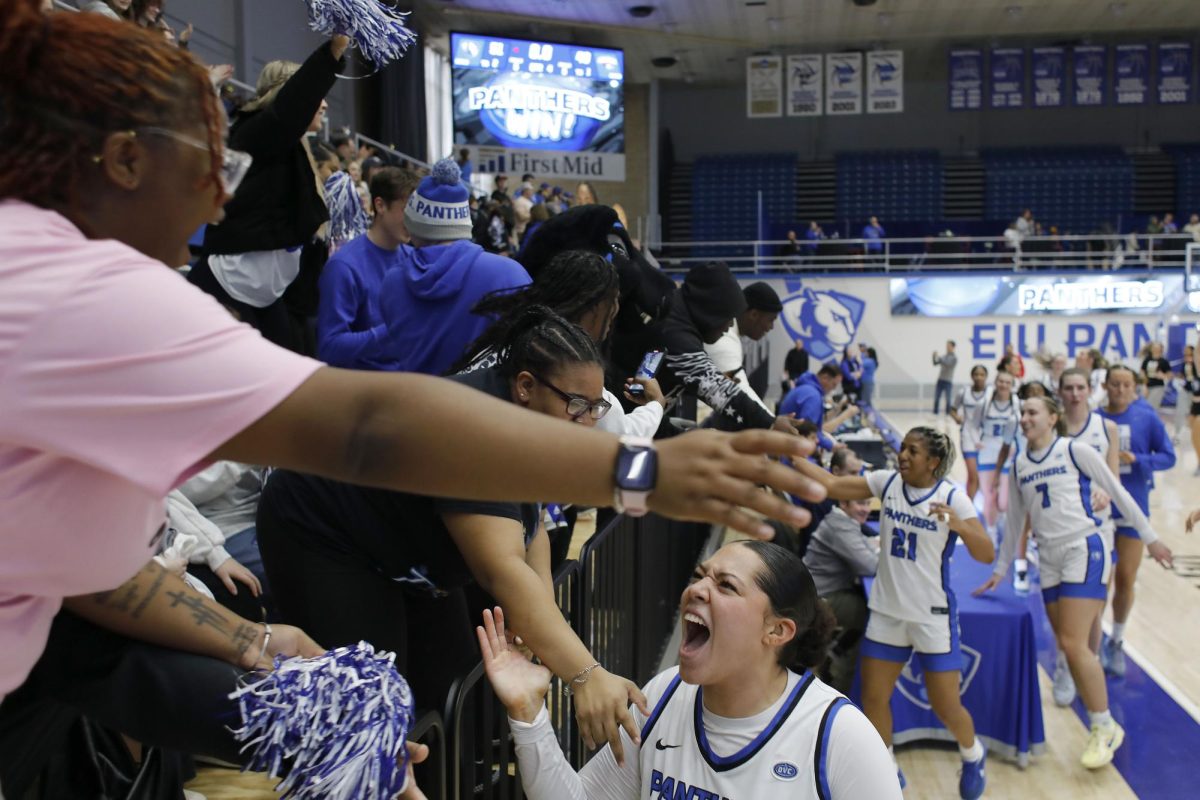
[212,368,825,539]
[790,457,873,501]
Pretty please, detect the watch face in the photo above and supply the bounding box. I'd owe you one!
[617,447,657,491]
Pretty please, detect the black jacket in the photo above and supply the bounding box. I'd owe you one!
[202,42,343,256]
[653,264,775,430]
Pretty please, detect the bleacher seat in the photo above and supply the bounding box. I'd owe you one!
[982,147,1133,233]
[835,150,943,224]
[691,154,797,259]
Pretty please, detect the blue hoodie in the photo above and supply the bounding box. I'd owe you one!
[1099,400,1175,519]
[780,372,834,450]
[378,240,530,375]
[316,235,408,370]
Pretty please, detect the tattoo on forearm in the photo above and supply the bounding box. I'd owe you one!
[89,562,166,619]
[166,589,230,633]
[231,623,259,661]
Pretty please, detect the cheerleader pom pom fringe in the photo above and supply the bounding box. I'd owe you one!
[229,641,416,800]
[305,0,418,69]
[324,170,370,246]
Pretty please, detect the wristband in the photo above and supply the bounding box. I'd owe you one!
[566,662,602,695]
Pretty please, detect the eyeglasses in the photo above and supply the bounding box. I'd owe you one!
[530,372,611,421]
[137,127,253,197]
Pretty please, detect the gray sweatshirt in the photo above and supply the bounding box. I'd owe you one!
[803,506,880,596]
[933,351,957,382]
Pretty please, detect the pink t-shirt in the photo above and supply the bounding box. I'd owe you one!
[0,200,321,696]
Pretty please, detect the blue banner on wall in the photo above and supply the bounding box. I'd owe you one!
[949,49,984,110]
[1073,45,1108,106]
[1031,47,1066,108]
[1114,44,1150,105]
[989,48,1026,108]
[1157,42,1193,105]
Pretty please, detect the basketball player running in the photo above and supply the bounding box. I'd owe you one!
[949,365,990,505]
[1052,368,1120,705]
[979,372,1021,538]
[478,541,901,798]
[976,395,1171,769]
[1098,365,1175,676]
[794,428,994,799]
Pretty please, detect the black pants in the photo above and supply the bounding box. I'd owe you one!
[187,257,301,353]
[255,501,479,716]
[0,611,246,798]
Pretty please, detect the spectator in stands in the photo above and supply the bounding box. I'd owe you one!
[513,182,535,239]
[492,173,510,201]
[805,220,826,256]
[521,172,536,184]
[547,186,566,215]
[1141,341,1171,411]
[190,35,349,352]
[361,154,386,186]
[860,344,878,408]
[357,139,378,162]
[780,363,857,451]
[804,491,878,694]
[483,200,514,255]
[782,338,810,397]
[455,147,473,186]
[521,203,551,253]
[575,181,598,205]
[655,263,797,433]
[779,229,804,264]
[703,281,781,424]
[1185,213,1200,242]
[258,307,647,750]
[310,139,340,182]
[331,133,354,163]
[1162,212,1178,234]
[81,0,130,20]
[316,167,419,370]
[840,345,864,404]
[377,159,530,375]
[534,182,552,206]
[862,215,885,258]
[932,340,958,414]
[346,158,362,184]
[132,0,190,48]
[1146,215,1164,235]
[1016,208,1034,238]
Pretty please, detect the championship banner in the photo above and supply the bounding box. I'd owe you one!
[948,49,984,111]
[866,50,904,114]
[989,48,1026,109]
[1073,45,1108,106]
[1031,47,1066,108]
[1157,42,1193,105]
[826,52,863,115]
[786,55,824,117]
[747,55,783,118]
[1114,44,1150,106]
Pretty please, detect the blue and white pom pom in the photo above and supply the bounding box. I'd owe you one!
[229,642,415,799]
[429,157,461,187]
[324,171,370,247]
[305,0,418,69]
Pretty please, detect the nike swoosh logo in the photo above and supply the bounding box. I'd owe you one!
[655,740,680,750]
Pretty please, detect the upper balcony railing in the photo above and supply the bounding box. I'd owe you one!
[654,233,1200,275]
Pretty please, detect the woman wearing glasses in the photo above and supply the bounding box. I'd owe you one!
[187,33,349,352]
[256,306,651,759]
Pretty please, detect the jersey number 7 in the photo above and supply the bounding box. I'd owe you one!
[1035,482,1051,508]
[890,527,918,561]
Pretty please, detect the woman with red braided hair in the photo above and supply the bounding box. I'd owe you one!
[0,1,824,791]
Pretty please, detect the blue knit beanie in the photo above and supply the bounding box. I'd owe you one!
[404,158,472,242]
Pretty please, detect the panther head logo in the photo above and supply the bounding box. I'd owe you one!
[894,643,983,711]
[780,283,866,361]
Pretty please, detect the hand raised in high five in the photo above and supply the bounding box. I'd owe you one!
[477,607,552,725]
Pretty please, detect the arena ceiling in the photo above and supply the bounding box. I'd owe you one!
[413,0,1196,83]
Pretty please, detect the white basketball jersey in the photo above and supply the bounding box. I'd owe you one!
[1012,437,1107,546]
[1069,412,1110,459]
[866,471,975,624]
[639,667,850,800]
[956,387,990,429]
[978,397,1020,467]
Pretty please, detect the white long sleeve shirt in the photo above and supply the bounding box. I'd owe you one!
[509,668,901,799]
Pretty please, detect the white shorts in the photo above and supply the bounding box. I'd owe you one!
[1039,532,1111,604]
[961,427,982,458]
[862,609,962,672]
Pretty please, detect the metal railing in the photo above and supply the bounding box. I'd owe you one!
[436,512,711,796]
[353,132,430,171]
[655,232,1200,274]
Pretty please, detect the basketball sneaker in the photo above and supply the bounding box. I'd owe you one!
[1012,566,1030,594]
[1100,637,1127,678]
[1052,660,1077,707]
[958,744,987,800]
[1081,720,1124,769]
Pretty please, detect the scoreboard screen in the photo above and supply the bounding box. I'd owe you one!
[451,32,624,154]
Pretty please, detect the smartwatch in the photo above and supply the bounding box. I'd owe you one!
[613,436,657,517]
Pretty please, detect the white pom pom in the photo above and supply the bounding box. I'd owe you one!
[229,642,415,799]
